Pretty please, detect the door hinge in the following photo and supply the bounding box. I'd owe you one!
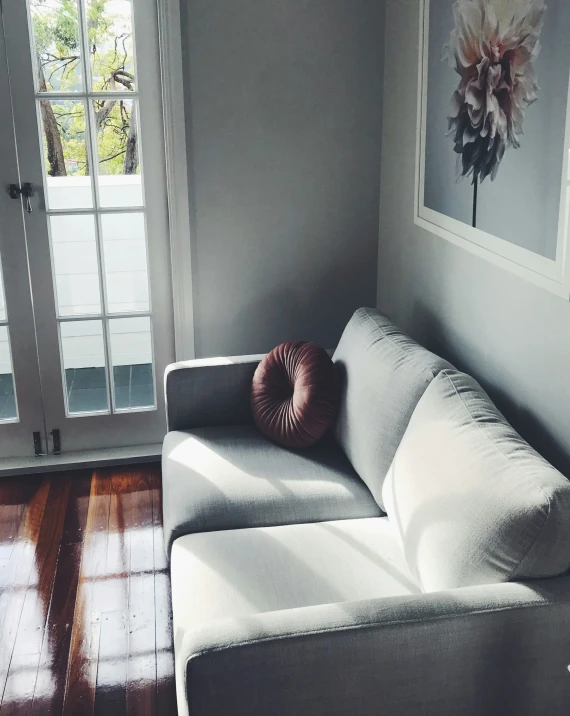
[33,431,46,457]
[50,429,62,455]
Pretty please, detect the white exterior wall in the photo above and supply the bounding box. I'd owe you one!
[46,174,143,210]
[0,328,11,375]
[50,176,150,370]
[60,317,152,369]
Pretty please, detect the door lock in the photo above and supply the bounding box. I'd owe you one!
[33,431,45,457]
[8,182,33,213]
[50,428,61,455]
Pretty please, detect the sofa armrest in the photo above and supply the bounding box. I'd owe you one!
[165,354,265,431]
[178,578,570,716]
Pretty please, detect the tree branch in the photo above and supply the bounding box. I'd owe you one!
[99,148,126,164]
[95,98,117,128]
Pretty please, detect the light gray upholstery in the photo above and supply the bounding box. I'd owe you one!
[383,369,570,592]
[172,517,418,624]
[176,575,570,716]
[164,307,570,716]
[332,307,452,508]
[162,425,380,554]
[171,517,419,716]
[165,354,264,431]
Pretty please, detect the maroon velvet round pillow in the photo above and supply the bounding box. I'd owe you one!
[251,341,339,449]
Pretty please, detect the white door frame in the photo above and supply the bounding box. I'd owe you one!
[0,9,46,459]
[3,0,178,454]
[158,0,196,362]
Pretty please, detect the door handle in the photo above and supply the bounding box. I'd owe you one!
[8,182,33,213]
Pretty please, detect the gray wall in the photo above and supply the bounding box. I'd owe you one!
[378,0,570,476]
[181,0,385,357]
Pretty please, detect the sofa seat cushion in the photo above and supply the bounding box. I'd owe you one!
[172,516,419,648]
[383,369,570,592]
[332,308,452,509]
[172,517,419,716]
[162,425,381,554]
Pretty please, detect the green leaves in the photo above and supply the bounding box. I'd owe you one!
[31,0,138,177]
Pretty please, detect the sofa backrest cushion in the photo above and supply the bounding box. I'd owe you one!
[383,369,570,592]
[332,308,452,509]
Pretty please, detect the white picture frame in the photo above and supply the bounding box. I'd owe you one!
[414,0,570,299]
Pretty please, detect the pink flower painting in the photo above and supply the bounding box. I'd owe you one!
[444,0,546,185]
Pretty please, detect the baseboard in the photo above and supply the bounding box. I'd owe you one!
[0,443,162,477]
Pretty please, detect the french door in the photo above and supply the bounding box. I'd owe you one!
[0,0,175,459]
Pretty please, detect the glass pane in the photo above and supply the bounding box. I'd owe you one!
[60,320,109,414]
[0,260,6,322]
[109,317,154,410]
[101,213,149,313]
[39,100,93,209]
[93,98,143,207]
[86,0,136,92]
[50,215,102,316]
[29,0,83,92]
[0,327,17,421]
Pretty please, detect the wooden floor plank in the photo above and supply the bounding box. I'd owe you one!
[0,489,24,562]
[126,470,157,716]
[30,472,93,715]
[0,464,176,716]
[151,470,177,716]
[61,472,93,546]
[0,479,40,561]
[0,478,43,635]
[30,540,83,716]
[1,476,71,715]
[94,471,134,716]
[95,609,129,716]
[0,479,51,705]
[63,471,112,716]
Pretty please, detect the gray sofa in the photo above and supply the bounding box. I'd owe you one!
[162,308,570,716]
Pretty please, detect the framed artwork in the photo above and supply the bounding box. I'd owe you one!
[415,0,570,297]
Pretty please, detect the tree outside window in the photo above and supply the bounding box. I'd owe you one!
[31,0,139,179]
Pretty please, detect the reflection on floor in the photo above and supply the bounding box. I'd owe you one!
[0,465,177,715]
[65,363,154,413]
[0,373,16,420]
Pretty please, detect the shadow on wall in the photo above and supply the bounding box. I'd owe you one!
[409,301,570,479]
[197,250,373,357]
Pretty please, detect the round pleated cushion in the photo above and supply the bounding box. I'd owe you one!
[251,341,339,449]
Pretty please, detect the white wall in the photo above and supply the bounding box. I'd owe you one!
[377,0,570,476]
[181,0,386,357]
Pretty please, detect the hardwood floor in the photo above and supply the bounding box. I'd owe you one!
[0,464,177,715]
